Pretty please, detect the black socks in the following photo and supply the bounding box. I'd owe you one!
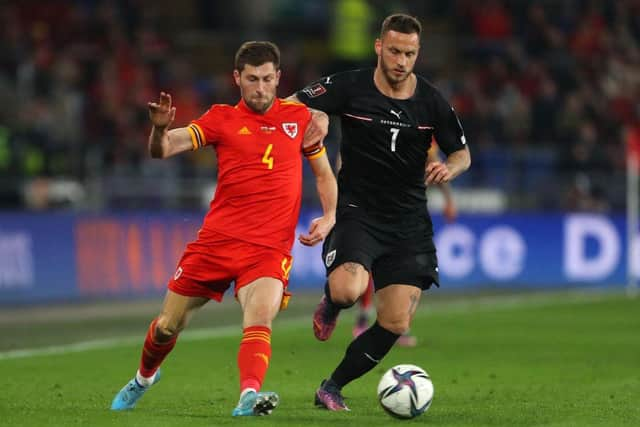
[330,321,400,389]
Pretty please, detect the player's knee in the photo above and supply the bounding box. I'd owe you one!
[327,264,368,307]
[328,284,360,307]
[154,316,181,342]
[377,317,411,335]
[246,304,277,325]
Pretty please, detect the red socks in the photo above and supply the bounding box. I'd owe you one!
[237,326,272,392]
[139,318,177,378]
[136,320,272,391]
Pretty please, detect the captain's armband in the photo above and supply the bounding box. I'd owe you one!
[188,123,205,151]
[303,140,326,159]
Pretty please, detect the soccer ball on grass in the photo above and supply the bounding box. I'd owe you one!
[377,364,434,419]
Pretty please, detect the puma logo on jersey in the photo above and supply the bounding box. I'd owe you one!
[237,126,252,135]
[324,76,332,84]
[390,109,402,119]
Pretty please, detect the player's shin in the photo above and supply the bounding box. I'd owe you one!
[330,321,399,389]
[238,326,272,392]
[139,318,178,379]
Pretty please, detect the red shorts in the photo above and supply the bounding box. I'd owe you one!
[168,231,293,307]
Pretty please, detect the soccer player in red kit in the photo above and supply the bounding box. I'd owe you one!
[110,41,337,417]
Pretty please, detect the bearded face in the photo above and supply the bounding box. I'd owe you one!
[234,63,280,114]
[375,30,420,86]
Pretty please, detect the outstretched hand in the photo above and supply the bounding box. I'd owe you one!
[148,92,176,128]
[298,216,334,247]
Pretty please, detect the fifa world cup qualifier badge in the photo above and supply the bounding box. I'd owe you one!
[302,83,327,98]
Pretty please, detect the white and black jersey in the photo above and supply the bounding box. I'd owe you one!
[296,68,467,220]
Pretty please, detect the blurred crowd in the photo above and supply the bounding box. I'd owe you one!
[0,0,638,211]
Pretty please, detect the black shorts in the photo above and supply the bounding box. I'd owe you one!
[321,207,439,291]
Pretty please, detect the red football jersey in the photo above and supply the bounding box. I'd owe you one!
[187,98,322,252]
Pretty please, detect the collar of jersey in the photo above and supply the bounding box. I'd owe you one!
[236,97,280,116]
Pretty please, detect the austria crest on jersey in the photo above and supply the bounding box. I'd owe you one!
[282,122,298,139]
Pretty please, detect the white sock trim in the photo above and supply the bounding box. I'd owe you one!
[239,388,257,401]
[135,369,156,387]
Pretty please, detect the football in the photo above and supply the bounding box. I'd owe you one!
[377,364,434,419]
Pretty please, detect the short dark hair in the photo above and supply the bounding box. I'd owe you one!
[380,14,422,38]
[234,41,281,72]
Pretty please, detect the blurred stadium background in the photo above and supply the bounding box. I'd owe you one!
[0,0,639,305]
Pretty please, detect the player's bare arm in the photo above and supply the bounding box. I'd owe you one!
[287,94,329,147]
[148,92,194,159]
[298,153,337,247]
[425,146,471,185]
[304,109,329,147]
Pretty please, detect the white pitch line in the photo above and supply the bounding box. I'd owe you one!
[0,322,299,361]
[0,289,618,361]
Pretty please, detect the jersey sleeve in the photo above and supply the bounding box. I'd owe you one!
[432,92,467,156]
[295,71,351,114]
[188,105,222,150]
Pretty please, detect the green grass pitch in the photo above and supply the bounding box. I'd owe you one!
[0,290,638,426]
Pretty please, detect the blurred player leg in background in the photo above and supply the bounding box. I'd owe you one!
[353,277,417,347]
[352,277,373,338]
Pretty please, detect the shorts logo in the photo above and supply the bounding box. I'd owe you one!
[174,266,183,280]
[282,122,298,139]
[281,257,293,280]
[325,250,336,268]
[302,83,327,98]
